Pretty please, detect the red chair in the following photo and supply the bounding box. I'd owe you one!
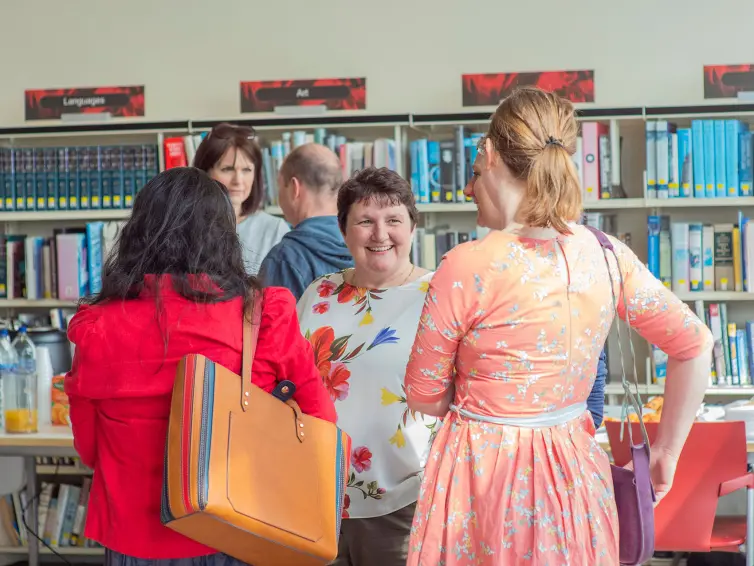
[606,420,754,564]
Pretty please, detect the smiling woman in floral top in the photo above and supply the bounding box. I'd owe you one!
[297,167,435,566]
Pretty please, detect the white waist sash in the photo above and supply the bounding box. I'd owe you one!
[448,401,587,428]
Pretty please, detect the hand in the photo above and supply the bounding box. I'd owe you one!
[622,446,677,506]
[648,446,678,505]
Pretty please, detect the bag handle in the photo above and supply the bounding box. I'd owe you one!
[241,290,263,411]
[240,290,306,443]
[584,226,651,452]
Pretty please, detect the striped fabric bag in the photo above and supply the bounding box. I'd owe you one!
[161,295,351,565]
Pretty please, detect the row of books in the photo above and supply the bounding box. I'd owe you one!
[163,129,399,208]
[648,212,754,293]
[0,221,123,301]
[408,128,478,204]
[653,301,754,387]
[571,122,626,202]
[0,146,158,211]
[0,478,101,549]
[407,122,629,206]
[645,119,753,199]
[410,228,478,271]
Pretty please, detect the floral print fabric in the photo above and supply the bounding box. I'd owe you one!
[297,270,438,519]
[404,226,714,565]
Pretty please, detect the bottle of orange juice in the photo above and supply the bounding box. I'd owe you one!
[2,327,37,434]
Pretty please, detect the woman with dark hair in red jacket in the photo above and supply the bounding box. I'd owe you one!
[64,167,336,565]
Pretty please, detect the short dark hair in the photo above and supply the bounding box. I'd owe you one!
[84,167,260,314]
[193,122,265,215]
[279,144,342,194]
[337,167,419,233]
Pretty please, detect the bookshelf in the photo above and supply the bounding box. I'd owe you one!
[2,103,754,557]
[0,104,754,379]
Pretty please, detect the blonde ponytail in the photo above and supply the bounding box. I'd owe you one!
[518,142,582,234]
[486,87,583,234]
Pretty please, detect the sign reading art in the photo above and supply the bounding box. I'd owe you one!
[462,70,595,106]
[703,65,754,99]
[25,85,145,120]
[240,78,366,113]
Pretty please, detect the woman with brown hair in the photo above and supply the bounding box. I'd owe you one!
[403,87,713,565]
[296,167,435,566]
[194,123,289,275]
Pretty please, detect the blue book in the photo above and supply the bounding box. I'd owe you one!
[714,120,727,197]
[691,121,706,198]
[725,120,741,197]
[86,222,105,296]
[677,128,693,198]
[647,215,661,278]
[703,120,716,198]
[740,128,753,197]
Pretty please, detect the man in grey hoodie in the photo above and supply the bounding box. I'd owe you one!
[259,143,354,300]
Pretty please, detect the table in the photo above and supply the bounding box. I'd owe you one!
[0,425,75,566]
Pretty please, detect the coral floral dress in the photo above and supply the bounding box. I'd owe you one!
[404,225,713,566]
[297,270,439,520]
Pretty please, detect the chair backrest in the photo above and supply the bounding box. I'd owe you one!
[606,420,747,552]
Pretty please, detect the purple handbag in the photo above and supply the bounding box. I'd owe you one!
[585,225,656,566]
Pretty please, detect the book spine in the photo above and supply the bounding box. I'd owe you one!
[740,127,753,197]
[659,216,672,288]
[671,222,690,293]
[702,224,715,291]
[581,122,600,201]
[688,222,703,291]
[647,215,661,278]
[656,120,670,198]
[645,121,657,198]
[725,120,741,197]
[691,121,706,198]
[703,120,716,198]
[669,129,679,198]
[714,120,727,197]
[677,128,693,198]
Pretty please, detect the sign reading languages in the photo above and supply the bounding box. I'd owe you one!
[240,77,366,113]
[25,85,145,121]
[462,70,595,106]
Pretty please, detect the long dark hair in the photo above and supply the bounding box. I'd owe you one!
[85,167,260,313]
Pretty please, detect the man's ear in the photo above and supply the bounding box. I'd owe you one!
[291,177,303,200]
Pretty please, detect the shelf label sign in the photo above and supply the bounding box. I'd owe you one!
[704,65,754,99]
[240,77,366,113]
[461,70,595,106]
[24,85,145,121]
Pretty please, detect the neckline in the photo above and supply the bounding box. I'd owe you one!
[498,221,579,242]
[339,268,432,292]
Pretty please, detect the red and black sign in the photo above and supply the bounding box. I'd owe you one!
[240,78,366,113]
[25,85,145,121]
[704,65,754,99]
[462,70,595,106]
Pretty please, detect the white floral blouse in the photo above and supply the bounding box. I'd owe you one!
[296,270,438,519]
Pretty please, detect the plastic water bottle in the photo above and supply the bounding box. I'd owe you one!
[0,329,17,431]
[6,326,38,433]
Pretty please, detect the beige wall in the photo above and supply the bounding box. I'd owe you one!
[1,0,754,126]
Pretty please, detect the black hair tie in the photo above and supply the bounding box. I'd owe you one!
[545,136,564,148]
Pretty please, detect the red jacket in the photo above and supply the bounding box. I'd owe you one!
[64,278,336,559]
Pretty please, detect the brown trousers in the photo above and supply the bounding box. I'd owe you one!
[331,502,417,566]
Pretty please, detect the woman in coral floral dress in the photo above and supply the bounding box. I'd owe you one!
[297,167,435,566]
[404,88,714,565]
